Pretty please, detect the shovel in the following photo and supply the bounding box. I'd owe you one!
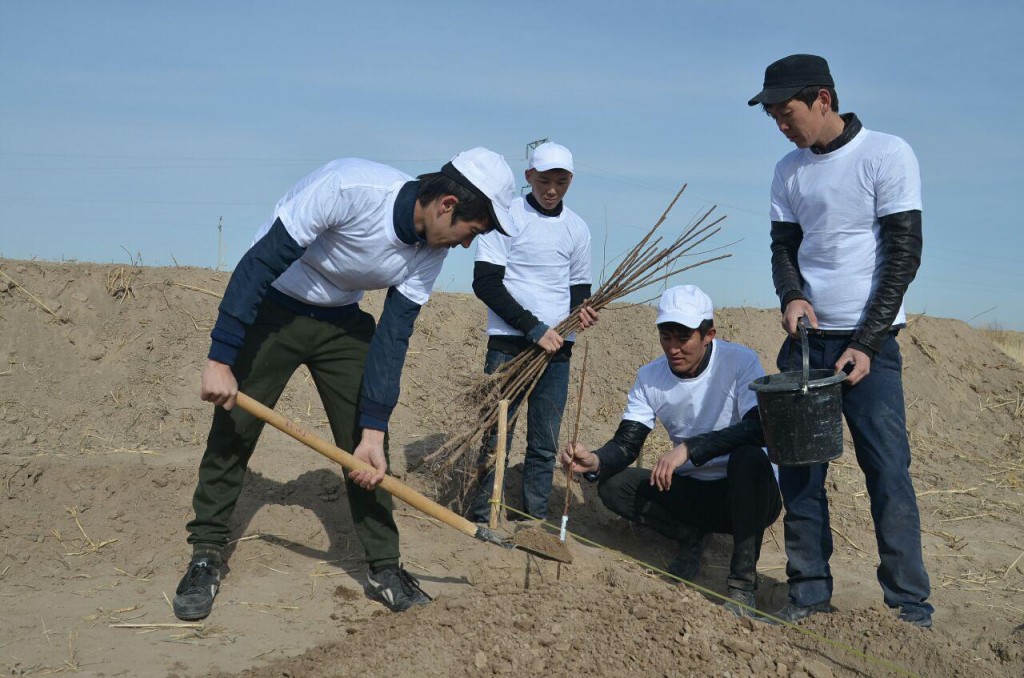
[234,392,571,563]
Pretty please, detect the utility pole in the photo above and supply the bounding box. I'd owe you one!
[216,216,225,271]
[521,138,549,194]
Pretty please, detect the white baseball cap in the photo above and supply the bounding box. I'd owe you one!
[445,147,519,237]
[529,142,574,173]
[656,285,714,328]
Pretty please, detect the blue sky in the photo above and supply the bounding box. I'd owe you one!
[2,1,1021,328]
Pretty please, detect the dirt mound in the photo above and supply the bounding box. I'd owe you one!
[222,580,997,678]
[2,258,1022,677]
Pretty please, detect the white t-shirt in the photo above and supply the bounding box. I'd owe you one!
[475,196,591,340]
[253,158,447,307]
[622,339,770,481]
[770,128,922,330]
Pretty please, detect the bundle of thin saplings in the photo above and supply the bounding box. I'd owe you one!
[421,185,731,503]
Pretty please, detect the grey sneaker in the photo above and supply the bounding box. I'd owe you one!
[365,565,431,612]
[724,588,756,617]
[173,556,221,620]
[667,528,711,582]
[772,600,832,624]
[724,588,775,623]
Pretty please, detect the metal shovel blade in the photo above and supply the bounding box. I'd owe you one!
[473,524,573,563]
[510,525,573,563]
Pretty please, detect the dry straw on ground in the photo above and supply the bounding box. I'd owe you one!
[982,325,1024,365]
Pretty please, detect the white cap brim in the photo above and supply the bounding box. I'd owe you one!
[655,310,706,328]
[531,160,574,173]
[491,202,518,238]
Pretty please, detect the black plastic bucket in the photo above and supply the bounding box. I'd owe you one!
[749,321,846,466]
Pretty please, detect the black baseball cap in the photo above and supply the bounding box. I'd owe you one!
[748,54,834,106]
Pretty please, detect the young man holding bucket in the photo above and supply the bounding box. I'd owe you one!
[467,142,598,523]
[173,148,518,620]
[560,285,782,619]
[749,54,933,627]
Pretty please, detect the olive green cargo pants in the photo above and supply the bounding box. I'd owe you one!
[186,298,400,568]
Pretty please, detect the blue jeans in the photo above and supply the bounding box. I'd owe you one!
[470,349,570,521]
[777,333,933,618]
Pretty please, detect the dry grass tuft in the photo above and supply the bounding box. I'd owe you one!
[63,630,81,671]
[980,324,1024,366]
[105,266,137,302]
[62,506,118,556]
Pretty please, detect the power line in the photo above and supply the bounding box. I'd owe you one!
[0,150,449,163]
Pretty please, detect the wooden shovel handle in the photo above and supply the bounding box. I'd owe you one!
[235,392,478,539]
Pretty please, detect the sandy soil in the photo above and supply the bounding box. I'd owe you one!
[1,258,1022,677]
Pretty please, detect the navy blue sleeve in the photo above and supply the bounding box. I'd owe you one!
[208,218,306,365]
[358,287,423,431]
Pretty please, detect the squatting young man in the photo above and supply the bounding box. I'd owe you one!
[561,285,781,618]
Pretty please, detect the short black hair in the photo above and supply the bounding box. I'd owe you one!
[794,85,839,112]
[657,319,714,339]
[763,85,839,113]
[416,172,493,228]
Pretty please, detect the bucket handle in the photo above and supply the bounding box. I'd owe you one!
[799,316,810,394]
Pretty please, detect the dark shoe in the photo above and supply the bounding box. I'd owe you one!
[365,565,432,612]
[724,588,777,624]
[724,588,756,617]
[173,556,221,621]
[772,600,832,624]
[667,529,711,582]
[899,608,933,628]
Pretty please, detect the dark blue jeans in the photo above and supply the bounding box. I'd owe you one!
[470,349,570,521]
[777,332,933,618]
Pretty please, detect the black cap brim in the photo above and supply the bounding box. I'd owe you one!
[747,85,806,107]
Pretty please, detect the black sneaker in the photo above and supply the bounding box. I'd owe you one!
[365,565,432,612]
[173,556,221,621]
[772,600,832,624]
[666,529,711,582]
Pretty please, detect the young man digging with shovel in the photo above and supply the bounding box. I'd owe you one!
[560,285,782,619]
[173,148,518,620]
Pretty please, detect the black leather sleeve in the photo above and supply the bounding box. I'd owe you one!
[472,261,543,337]
[682,407,764,466]
[770,220,806,311]
[593,419,653,481]
[851,209,922,356]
